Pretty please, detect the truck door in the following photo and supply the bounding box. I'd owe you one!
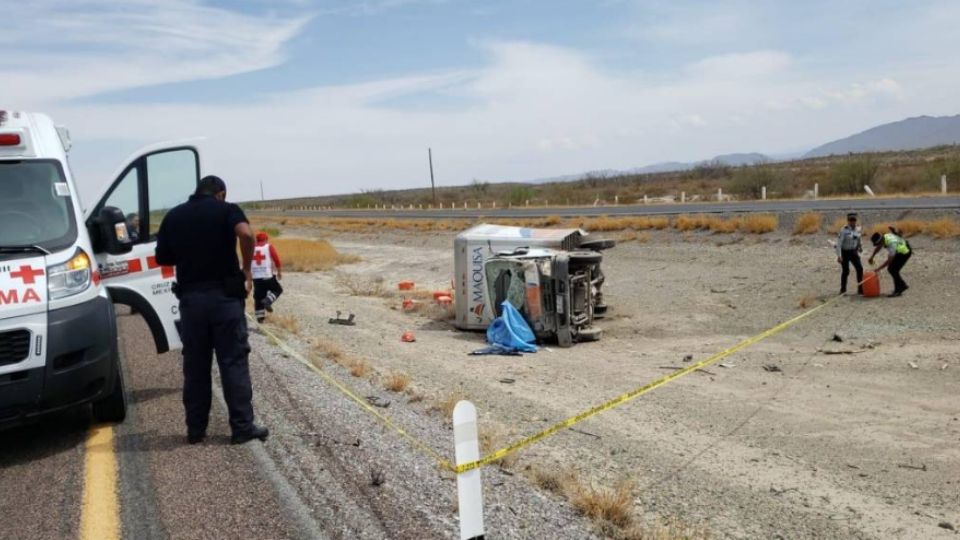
[85,145,200,353]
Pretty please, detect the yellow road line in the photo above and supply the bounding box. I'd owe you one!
[79,424,120,540]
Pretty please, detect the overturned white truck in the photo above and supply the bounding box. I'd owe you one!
[453,224,614,347]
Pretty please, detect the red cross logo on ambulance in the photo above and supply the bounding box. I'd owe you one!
[1,264,45,306]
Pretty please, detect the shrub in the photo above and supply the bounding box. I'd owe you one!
[729,164,779,199]
[793,212,822,235]
[271,238,360,272]
[741,214,779,234]
[926,218,960,238]
[508,185,535,206]
[825,157,879,195]
[383,372,411,392]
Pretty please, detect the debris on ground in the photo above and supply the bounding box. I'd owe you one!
[470,345,523,356]
[498,378,516,384]
[939,522,955,531]
[370,468,386,487]
[819,348,868,355]
[365,395,391,408]
[908,362,919,369]
[763,364,783,373]
[328,311,356,326]
[683,354,694,362]
[400,331,416,342]
[897,463,927,471]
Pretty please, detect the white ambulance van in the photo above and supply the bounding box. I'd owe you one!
[0,110,198,427]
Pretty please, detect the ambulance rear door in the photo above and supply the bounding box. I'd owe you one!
[85,143,200,353]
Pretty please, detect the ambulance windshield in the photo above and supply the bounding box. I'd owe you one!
[0,160,77,253]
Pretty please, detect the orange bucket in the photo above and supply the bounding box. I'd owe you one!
[398,280,415,291]
[861,271,881,298]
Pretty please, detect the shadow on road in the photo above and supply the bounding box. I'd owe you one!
[0,409,89,468]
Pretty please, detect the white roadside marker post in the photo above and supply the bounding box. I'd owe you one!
[942,174,947,194]
[814,183,819,199]
[864,185,875,197]
[681,191,685,203]
[761,186,767,200]
[454,401,485,540]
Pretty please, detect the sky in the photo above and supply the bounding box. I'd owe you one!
[5,0,960,203]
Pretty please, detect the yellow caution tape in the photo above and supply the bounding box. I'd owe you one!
[452,295,842,473]
[250,316,457,471]
[250,293,841,475]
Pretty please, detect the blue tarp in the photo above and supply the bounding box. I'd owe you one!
[485,301,538,353]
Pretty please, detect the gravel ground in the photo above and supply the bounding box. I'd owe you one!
[262,207,960,539]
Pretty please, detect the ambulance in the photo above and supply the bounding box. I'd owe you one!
[0,111,199,427]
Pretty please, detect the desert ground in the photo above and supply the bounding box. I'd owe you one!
[251,209,959,539]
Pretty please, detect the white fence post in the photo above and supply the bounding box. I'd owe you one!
[864,185,875,197]
[454,401,485,540]
[761,186,767,200]
[614,195,619,205]
[717,188,723,201]
[681,191,685,203]
[942,174,948,194]
[814,183,819,199]
[525,200,529,207]
[643,195,648,204]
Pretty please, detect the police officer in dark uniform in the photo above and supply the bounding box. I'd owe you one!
[155,175,269,445]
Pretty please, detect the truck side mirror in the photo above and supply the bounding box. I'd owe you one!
[92,206,133,255]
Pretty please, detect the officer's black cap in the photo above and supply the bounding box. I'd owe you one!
[196,175,227,196]
[847,212,858,220]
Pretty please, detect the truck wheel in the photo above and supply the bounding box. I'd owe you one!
[93,353,128,423]
[579,238,617,251]
[576,327,603,342]
[593,304,608,319]
[568,251,603,267]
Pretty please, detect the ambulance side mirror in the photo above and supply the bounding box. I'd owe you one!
[92,206,133,255]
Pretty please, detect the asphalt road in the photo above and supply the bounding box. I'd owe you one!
[0,310,317,540]
[260,195,960,219]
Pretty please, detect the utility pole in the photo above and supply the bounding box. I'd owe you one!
[260,180,265,201]
[428,148,437,208]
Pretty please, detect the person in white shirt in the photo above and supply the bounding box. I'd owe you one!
[252,231,284,322]
[836,212,863,295]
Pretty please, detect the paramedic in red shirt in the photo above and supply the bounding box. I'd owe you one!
[252,231,284,323]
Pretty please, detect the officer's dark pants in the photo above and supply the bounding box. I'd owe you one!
[840,249,864,294]
[179,289,255,436]
[253,277,284,321]
[888,252,912,293]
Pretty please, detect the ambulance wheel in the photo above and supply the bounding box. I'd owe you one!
[568,251,603,268]
[576,327,603,342]
[93,352,128,423]
[579,238,617,251]
[593,304,608,319]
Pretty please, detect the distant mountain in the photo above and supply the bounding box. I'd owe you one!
[805,115,960,157]
[530,152,771,183]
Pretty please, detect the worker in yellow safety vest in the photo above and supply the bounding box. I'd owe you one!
[868,228,912,297]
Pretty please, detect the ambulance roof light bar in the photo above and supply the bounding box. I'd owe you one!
[0,133,22,146]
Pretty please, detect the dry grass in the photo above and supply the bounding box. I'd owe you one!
[869,219,925,238]
[826,216,847,234]
[430,389,467,419]
[336,273,388,297]
[271,238,360,272]
[619,519,712,540]
[406,390,425,403]
[383,372,411,393]
[706,216,741,234]
[479,425,520,469]
[349,359,371,378]
[312,338,345,363]
[793,212,822,235]
[673,214,710,231]
[798,294,820,309]
[569,479,635,529]
[926,217,960,238]
[740,213,778,234]
[268,314,300,334]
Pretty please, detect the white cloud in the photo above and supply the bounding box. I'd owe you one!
[2,0,310,106]
[686,51,792,79]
